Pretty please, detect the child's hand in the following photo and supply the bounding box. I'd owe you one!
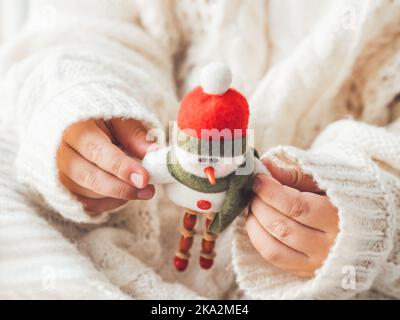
[57,118,155,215]
[247,159,339,278]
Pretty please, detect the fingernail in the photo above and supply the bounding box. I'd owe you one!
[137,188,154,200]
[130,173,144,188]
[252,176,262,193]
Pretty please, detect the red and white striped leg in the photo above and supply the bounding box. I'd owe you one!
[174,210,197,271]
[199,213,218,270]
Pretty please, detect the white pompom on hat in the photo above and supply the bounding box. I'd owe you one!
[199,62,232,95]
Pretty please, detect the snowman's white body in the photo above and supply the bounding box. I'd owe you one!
[142,145,268,214]
[165,182,227,214]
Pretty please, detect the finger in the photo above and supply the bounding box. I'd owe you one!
[95,119,115,142]
[253,174,338,232]
[136,184,156,200]
[59,172,104,199]
[76,196,128,215]
[246,214,310,272]
[58,143,141,200]
[109,118,154,159]
[64,120,149,188]
[262,158,323,193]
[251,196,329,255]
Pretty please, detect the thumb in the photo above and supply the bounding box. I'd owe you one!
[110,118,155,159]
[262,158,323,193]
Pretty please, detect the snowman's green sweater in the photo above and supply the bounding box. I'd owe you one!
[167,148,258,234]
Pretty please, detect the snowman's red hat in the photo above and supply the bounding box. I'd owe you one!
[177,63,249,141]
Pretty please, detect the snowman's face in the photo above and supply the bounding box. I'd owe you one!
[175,146,245,182]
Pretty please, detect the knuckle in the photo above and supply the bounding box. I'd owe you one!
[117,183,133,200]
[262,185,276,203]
[288,194,308,218]
[245,214,253,229]
[324,231,337,246]
[289,167,301,186]
[268,221,289,240]
[132,126,147,138]
[80,170,99,190]
[87,141,105,163]
[126,127,148,151]
[245,214,255,232]
[56,142,67,163]
[59,174,70,189]
[249,203,256,216]
[109,157,125,177]
[261,247,281,263]
[63,125,76,141]
[249,197,260,213]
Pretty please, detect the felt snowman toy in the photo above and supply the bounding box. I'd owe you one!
[143,63,268,271]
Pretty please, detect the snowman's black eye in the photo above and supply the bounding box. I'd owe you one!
[198,157,208,163]
[198,157,219,164]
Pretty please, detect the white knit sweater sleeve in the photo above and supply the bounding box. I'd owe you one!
[0,0,178,224]
[233,119,400,299]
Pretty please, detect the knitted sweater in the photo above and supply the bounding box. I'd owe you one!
[1,0,400,299]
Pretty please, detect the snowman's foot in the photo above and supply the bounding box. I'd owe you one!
[199,252,215,270]
[175,230,194,272]
[174,252,190,271]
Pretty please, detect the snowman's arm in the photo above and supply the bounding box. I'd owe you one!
[142,146,175,185]
[253,157,270,175]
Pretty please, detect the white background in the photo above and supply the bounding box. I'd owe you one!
[0,0,29,45]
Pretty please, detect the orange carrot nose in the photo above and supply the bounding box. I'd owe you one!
[204,166,216,185]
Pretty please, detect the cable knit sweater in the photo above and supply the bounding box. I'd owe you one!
[1,0,400,299]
